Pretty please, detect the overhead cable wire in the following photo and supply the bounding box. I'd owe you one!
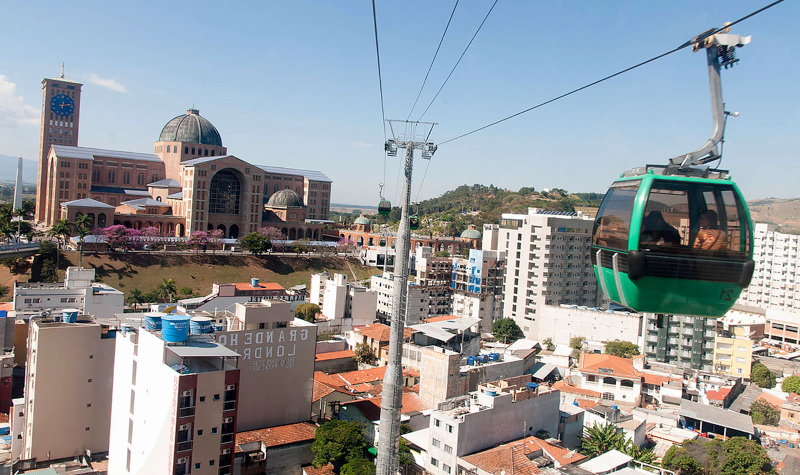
[406,0,461,121]
[371,0,389,189]
[438,0,785,146]
[418,0,500,121]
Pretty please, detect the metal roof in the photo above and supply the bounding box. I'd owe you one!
[168,341,240,358]
[60,198,115,209]
[51,145,162,162]
[148,178,181,188]
[121,198,170,208]
[158,109,223,146]
[679,399,755,435]
[410,316,480,342]
[258,165,332,183]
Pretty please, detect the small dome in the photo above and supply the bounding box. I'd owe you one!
[461,228,482,239]
[354,216,371,225]
[158,109,223,146]
[267,189,304,208]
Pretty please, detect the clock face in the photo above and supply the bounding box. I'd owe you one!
[50,94,75,117]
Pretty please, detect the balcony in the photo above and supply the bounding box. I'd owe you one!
[178,406,195,418]
[176,440,193,453]
[223,401,236,412]
[221,433,234,444]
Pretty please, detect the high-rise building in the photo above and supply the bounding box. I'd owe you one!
[371,274,450,325]
[643,314,716,371]
[493,208,598,337]
[35,75,82,223]
[738,223,800,312]
[451,249,505,332]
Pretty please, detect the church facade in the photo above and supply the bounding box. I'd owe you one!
[35,75,331,239]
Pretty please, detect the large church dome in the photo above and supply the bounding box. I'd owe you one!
[158,109,223,146]
[267,189,304,208]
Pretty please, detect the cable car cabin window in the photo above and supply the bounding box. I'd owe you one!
[640,181,749,259]
[593,184,638,250]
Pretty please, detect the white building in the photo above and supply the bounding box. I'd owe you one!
[424,375,560,475]
[371,274,450,325]
[739,223,800,312]
[109,325,241,475]
[528,304,642,347]
[492,208,598,338]
[575,353,643,408]
[16,314,116,462]
[13,267,123,319]
[451,249,505,332]
[310,273,376,330]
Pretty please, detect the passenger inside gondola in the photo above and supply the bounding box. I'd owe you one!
[641,210,682,247]
[694,209,728,250]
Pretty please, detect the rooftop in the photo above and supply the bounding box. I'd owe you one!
[679,399,755,435]
[233,282,286,292]
[315,349,356,362]
[235,421,317,453]
[579,353,640,379]
[461,436,586,474]
[52,145,162,162]
[258,164,332,183]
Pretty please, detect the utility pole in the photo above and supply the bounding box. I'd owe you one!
[376,120,436,475]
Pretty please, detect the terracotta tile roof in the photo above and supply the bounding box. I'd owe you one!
[336,366,387,386]
[313,380,337,402]
[552,380,602,398]
[787,393,800,403]
[405,368,420,378]
[315,350,356,362]
[235,422,317,453]
[355,323,415,342]
[575,398,599,410]
[757,391,785,408]
[642,373,671,386]
[233,282,286,292]
[423,315,460,323]
[461,436,586,474]
[365,392,429,414]
[0,303,12,312]
[303,463,336,475]
[707,387,732,400]
[0,413,8,423]
[579,353,641,379]
[314,371,345,388]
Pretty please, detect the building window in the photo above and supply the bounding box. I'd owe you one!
[602,392,614,401]
[432,438,440,448]
[443,464,452,474]
[431,458,439,467]
[444,444,453,454]
[446,424,453,433]
[213,394,221,401]
[434,419,441,428]
[211,427,218,434]
[108,170,115,183]
[209,170,241,215]
[123,171,130,185]
[197,430,203,436]
[195,463,201,470]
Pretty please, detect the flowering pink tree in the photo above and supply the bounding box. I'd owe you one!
[336,237,356,254]
[102,225,132,250]
[208,229,224,254]
[187,231,210,254]
[259,227,285,252]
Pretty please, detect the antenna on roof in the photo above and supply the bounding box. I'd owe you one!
[60,62,64,78]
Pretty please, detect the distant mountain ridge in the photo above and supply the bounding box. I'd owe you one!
[0,155,37,184]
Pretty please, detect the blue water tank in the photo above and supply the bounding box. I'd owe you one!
[489,352,500,361]
[0,427,9,435]
[485,390,497,397]
[612,404,619,410]
[251,277,260,287]
[190,316,213,334]
[144,314,162,331]
[526,382,539,391]
[62,309,79,323]
[213,324,225,332]
[161,315,191,343]
[478,355,488,363]
[467,356,477,366]
[573,401,579,406]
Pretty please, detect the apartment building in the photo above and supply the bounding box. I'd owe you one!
[451,249,505,332]
[13,267,123,319]
[109,324,241,475]
[424,375,560,475]
[493,208,597,338]
[371,274,450,325]
[739,223,800,312]
[310,273,377,330]
[15,314,116,464]
[712,327,753,378]
[643,314,716,371]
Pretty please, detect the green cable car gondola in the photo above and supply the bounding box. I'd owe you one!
[409,215,420,230]
[592,27,754,317]
[378,198,391,216]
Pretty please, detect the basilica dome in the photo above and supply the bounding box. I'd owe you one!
[158,109,223,146]
[267,189,304,208]
[460,228,482,239]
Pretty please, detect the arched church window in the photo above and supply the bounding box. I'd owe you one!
[209,169,241,215]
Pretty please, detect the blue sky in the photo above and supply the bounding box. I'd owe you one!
[1,0,798,206]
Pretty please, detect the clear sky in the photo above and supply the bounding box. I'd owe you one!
[1,0,798,206]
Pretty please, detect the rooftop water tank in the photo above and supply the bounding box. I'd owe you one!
[488,352,500,361]
[213,324,226,332]
[485,390,497,397]
[478,355,488,363]
[161,315,191,343]
[251,277,260,287]
[467,356,477,366]
[62,309,79,324]
[612,404,619,410]
[573,401,579,406]
[144,314,162,331]
[526,382,539,391]
[190,316,213,334]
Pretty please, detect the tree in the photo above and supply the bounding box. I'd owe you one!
[341,458,375,475]
[605,340,640,358]
[240,232,270,256]
[187,231,210,254]
[312,420,368,470]
[156,278,177,303]
[73,213,94,267]
[662,437,775,475]
[49,218,72,248]
[127,288,145,309]
[580,422,625,457]
[294,303,320,323]
[542,337,555,351]
[102,224,133,250]
[750,399,780,426]
[782,375,800,394]
[620,438,656,464]
[492,318,524,344]
[354,342,377,365]
[336,237,357,254]
[398,424,414,471]
[569,336,585,351]
[751,362,776,389]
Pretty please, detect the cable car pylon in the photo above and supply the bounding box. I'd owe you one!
[376,120,436,475]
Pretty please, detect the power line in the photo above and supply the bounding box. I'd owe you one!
[406,0,460,121]
[418,0,500,121]
[371,0,389,187]
[439,0,785,146]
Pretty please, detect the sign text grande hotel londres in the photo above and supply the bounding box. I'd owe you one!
[215,327,312,372]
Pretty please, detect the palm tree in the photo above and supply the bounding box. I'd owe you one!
[580,423,626,457]
[127,288,144,310]
[48,219,72,276]
[620,438,657,464]
[73,214,94,267]
[157,278,177,303]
